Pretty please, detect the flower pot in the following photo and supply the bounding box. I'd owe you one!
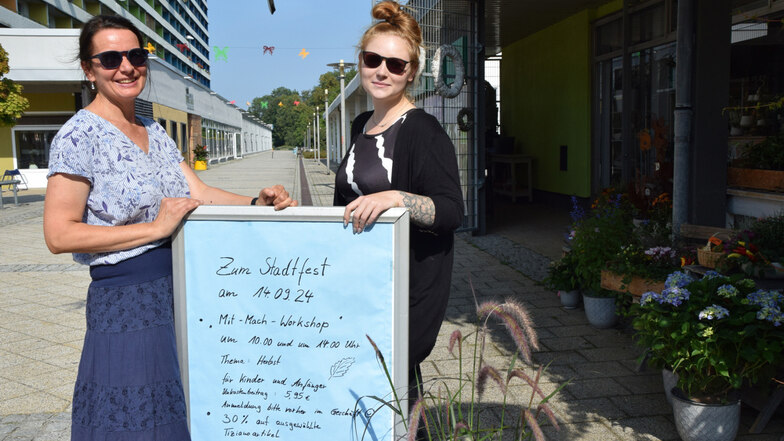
[194,160,207,170]
[662,368,679,406]
[600,270,665,301]
[671,388,740,441]
[582,293,617,328]
[558,290,581,309]
[727,167,784,192]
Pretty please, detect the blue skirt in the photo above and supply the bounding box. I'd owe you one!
[71,244,191,441]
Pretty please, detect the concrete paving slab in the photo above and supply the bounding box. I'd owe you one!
[1,150,782,440]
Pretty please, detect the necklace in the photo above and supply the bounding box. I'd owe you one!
[372,108,409,128]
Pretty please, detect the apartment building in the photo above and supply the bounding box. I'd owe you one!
[0,0,273,189]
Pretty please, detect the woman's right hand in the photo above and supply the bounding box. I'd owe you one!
[152,197,202,238]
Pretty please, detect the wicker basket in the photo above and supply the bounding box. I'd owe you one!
[697,246,723,268]
[696,233,731,268]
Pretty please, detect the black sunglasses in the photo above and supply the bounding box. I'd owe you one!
[90,48,148,69]
[361,51,410,75]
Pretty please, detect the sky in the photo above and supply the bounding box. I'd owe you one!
[208,0,374,109]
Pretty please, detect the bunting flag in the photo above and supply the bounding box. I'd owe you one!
[261,101,269,109]
[294,101,300,106]
[246,101,251,107]
[213,46,229,62]
[144,42,156,54]
[298,48,310,59]
[176,43,190,53]
[263,46,275,55]
[229,100,236,105]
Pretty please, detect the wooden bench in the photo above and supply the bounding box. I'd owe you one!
[678,223,735,241]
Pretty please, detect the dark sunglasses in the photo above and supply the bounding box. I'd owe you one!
[90,48,148,69]
[361,51,410,75]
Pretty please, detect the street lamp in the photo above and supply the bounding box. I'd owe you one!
[314,108,320,163]
[324,89,330,173]
[327,59,356,160]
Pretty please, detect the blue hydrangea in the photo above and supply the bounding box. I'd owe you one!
[698,304,730,320]
[702,270,724,280]
[665,271,695,289]
[716,284,739,299]
[746,290,784,308]
[661,286,690,306]
[640,291,658,305]
[756,305,784,326]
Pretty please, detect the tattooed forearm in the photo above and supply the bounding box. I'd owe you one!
[399,191,435,227]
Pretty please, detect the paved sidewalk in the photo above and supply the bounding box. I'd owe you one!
[1,150,782,440]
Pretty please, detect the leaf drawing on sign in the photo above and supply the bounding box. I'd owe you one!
[329,357,355,379]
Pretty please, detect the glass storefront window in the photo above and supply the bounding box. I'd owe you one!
[596,19,622,56]
[13,129,59,169]
[630,3,667,45]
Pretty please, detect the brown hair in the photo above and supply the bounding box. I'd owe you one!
[359,1,422,80]
[78,15,144,64]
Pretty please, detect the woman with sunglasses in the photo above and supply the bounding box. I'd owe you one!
[334,0,464,409]
[44,15,295,441]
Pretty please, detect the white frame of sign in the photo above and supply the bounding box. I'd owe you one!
[172,205,409,440]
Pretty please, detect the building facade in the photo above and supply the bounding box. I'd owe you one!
[0,0,273,189]
[0,0,210,87]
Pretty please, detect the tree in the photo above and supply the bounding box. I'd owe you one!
[249,69,357,148]
[0,43,30,126]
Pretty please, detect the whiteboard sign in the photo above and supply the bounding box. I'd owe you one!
[172,206,409,440]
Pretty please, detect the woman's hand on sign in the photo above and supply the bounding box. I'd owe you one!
[153,197,202,238]
[343,190,403,234]
[258,185,298,210]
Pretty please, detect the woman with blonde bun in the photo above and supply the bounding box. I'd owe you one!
[334,0,464,407]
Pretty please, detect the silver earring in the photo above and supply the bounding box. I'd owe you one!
[90,82,95,90]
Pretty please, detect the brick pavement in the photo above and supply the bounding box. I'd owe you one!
[1,150,782,440]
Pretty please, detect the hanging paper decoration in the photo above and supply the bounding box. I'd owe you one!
[213,46,229,62]
[196,62,204,69]
[298,48,310,59]
[294,101,300,106]
[263,46,275,55]
[144,42,156,54]
[176,43,190,53]
[261,101,269,109]
[278,101,284,107]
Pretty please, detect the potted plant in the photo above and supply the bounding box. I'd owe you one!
[601,244,680,300]
[362,297,565,440]
[543,252,581,309]
[728,133,784,192]
[193,144,208,170]
[632,271,784,441]
[569,190,634,327]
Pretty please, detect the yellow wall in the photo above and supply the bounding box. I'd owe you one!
[152,103,187,150]
[0,126,13,171]
[500,2,620,198]
[26,93,76,112]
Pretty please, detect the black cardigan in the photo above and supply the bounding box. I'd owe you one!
[334,109,464,371]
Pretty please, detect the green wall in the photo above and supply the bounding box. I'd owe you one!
[500,2,620,198]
